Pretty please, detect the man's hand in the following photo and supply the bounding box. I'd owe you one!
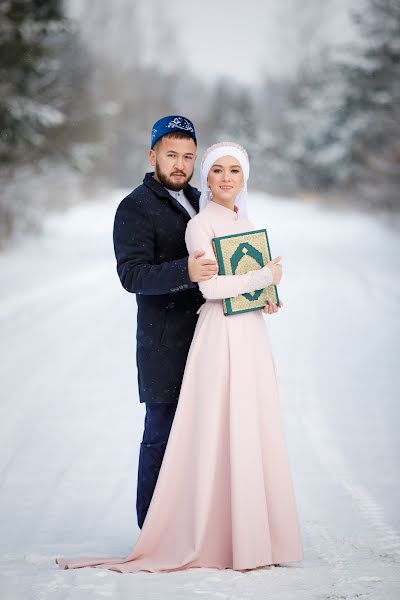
[188,250,218,283]
[262,299,284,315]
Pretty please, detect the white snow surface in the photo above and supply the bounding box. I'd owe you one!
[0,191,399,599]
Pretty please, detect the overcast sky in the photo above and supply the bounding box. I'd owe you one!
[68,0,357,86]
[151,0,357,84]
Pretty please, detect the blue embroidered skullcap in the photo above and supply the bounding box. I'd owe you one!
[151,115,197,149]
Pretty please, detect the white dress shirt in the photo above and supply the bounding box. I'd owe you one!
[165,188,197,219]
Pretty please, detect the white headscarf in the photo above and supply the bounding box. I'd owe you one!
[199,141,250,218]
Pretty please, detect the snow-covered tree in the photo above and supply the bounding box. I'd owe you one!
[340,0,400,205]
[286,49,352,188]
[288,0,400,206]
[208,80,258,151]
[0,0,68,164]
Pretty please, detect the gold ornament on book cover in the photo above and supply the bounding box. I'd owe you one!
[212,229,280,316]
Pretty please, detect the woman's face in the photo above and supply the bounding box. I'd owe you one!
[207,155,244,203]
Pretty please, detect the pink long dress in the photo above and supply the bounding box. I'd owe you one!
[55,199,304,573]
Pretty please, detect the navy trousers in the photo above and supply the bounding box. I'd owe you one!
[136,402,177,529]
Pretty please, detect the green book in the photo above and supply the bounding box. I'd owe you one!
[211,228,280,316]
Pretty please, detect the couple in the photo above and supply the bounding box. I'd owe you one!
[55,115,304,573]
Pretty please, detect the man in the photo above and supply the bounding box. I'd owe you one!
[113,115,218,529]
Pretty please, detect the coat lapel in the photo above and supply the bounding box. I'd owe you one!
[183,183,200,214]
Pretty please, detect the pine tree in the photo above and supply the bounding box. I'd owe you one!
[341,0,400,205]
[0,0,67,164]
[288,50,351,188]
[289,0,400,206]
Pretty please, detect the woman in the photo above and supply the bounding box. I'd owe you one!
[55,141,304,573]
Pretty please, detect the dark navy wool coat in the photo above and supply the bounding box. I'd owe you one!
[113,172,205,403]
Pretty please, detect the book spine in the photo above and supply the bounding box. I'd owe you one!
[212,238,231,314]
[211,238,226,276]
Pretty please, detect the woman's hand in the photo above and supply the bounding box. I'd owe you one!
[262,299,284,314]
[265,256,283,285]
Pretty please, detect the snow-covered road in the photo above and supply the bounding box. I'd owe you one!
[0,191,399,599]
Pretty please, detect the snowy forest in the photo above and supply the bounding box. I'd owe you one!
[1,3,400,597]
[0,0,399,246]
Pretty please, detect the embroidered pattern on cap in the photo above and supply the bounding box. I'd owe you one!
[166,117,194,133]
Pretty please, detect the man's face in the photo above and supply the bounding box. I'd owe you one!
[149,136,197,191]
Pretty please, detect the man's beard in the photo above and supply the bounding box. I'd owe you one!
[154,163,193,191]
